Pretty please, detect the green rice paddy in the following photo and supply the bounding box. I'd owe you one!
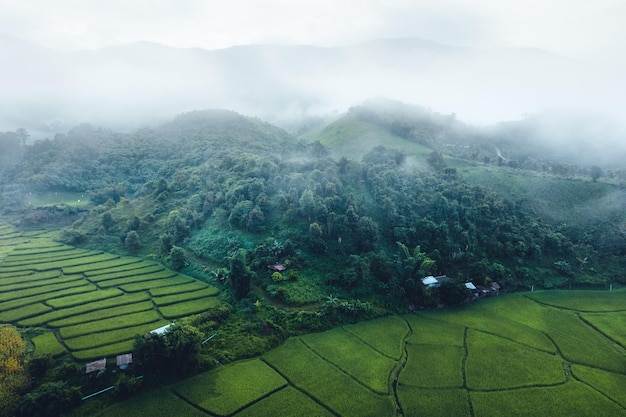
[2,223,625,416]
[94,288,626,417]
[0,223,220,360]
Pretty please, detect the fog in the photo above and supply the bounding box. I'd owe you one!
[1,1,625,165]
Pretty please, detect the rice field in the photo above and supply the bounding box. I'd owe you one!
[3,223,625,416]
[0,223,220,361]
[100,289,626,417]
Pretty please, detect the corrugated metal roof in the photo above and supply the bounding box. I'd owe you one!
[421,276,438,285]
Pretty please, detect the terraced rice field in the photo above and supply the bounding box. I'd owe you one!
[96,290,626,417]
[0,224,220,361]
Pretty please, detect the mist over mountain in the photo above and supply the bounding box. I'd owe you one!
[1,35,621,143]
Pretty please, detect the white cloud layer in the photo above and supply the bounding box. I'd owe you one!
[0,0,624,62]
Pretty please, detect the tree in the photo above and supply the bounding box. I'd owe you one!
[101,212,114,231]
[124,230,140,254]
[0,326,30,417]
[169,246,186,271]
[427,151,447,172]
[590,165,603,182]
[134,323,203,378]
[15,128,29,146]
[16,381,81,417]
[228,249,254,299]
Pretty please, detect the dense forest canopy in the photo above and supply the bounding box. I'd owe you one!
[0,103,624,310]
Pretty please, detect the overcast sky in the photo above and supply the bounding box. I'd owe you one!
[1,0,624,62]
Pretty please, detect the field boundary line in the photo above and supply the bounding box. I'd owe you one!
[389,316,412,417]
[521,293,626,313]
[168,388,215,416]
[260,356,341,417]
[570,367,626,412]
[462,327,475,417]
[578,314,626,352]
[299,335,392,396]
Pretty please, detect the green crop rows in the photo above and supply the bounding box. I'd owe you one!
[149,281,211,297]
[48,301,154,327]
[18,293,151,326]
[300,327,396,394]
[174,359,287,416]
[86,264,166,283]
[59,310,162,339]
[152,287,220,306]
[158,297,221,319]
[97,270,177,289]
[82,260,159,277]
[31,332,66,357]
[100,290,626,417]
[0,223,220,361]
[64,320,170,351]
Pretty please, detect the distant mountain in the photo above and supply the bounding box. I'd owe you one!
[0,36,598,138]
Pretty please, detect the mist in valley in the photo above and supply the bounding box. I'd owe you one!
[1,0,625,171]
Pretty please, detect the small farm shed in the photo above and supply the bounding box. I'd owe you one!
[149,323,173,335]
[268,263,286,272]
[421,275,451,288]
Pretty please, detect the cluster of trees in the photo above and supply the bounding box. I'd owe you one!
[1,109,612,309]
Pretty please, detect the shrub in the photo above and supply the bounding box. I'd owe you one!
[16,381,81,417]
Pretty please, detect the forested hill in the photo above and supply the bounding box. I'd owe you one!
[0,107,622,311]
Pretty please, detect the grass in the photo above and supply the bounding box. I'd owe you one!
[60,310,162,339]
[1,249,99,266]
[263,338,397,417]
[465,330,565,390]
[64,320,169,352]
[31,332,66,357]
[0,284,97,312]
[538,309,626,373]
[0,273,81,292]
[342,315,409,360]
[471,381,625,417]
[48,301,155,327]
[18,293,150,326]
[158,297,221,319]
[404,314,466,346]
[119,275,195,292]
[0,253,120,273]
[419,297,556,353]
[92,388,208,417]
[152,287,219,306]
[399,344,464,388]
[315,112,433,161]
[46,288,123,309]
[149,281,211,297]
[70,339,138,361]
[173,359,287,416]
[0,303,53,322]
[300,327,396,394]
[9,244,71,255]
[83,260,159,277]
[0,270,61,286]
[0,270,38,279]
[525,290,626,312]
[572,364,626,408]
[97,270,177,289]
[235,386,335,417]
[63,257,144,275]
[0,279,93,303]
[397,387,471,417]
[580,311,626,348]
[86,265,166,283]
